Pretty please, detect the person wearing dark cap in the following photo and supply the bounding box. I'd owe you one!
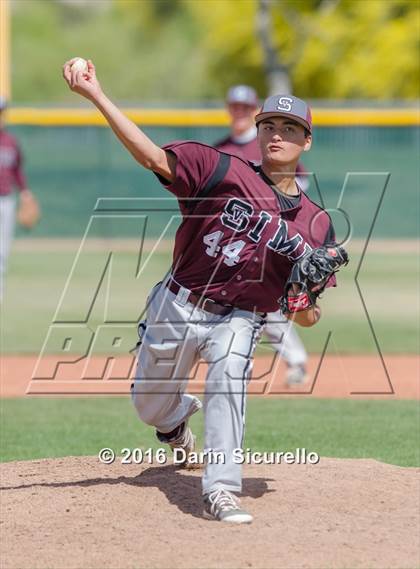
[63,57,346,525]
[216,88,309,386]
[0,97,37,302]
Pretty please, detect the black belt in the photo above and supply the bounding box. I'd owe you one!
[167,280,233,316]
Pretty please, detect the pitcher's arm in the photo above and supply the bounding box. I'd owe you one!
[62,58,175,181]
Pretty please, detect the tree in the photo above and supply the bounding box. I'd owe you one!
[187,0,420,99]
[11,0,420,102]
[256,0,291,94]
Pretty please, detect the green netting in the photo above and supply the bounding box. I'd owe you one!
[10,124,419,239]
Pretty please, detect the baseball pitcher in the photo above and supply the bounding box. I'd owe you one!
[62,60,348,525]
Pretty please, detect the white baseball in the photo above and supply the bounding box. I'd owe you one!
[71,57,88,73]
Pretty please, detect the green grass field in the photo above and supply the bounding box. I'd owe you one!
[1,246,418,354]
[1,244,418,470]
[1,397,418,467]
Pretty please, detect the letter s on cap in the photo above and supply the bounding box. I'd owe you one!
[277,97,293,112]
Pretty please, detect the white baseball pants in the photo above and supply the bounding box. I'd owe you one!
[131,281,265,495]
[264,309,307,366]
[0,194,16,302]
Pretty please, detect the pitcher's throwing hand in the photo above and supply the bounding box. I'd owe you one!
[62,58,102,101]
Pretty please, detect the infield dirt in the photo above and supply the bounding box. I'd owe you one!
[1,354,419,398]
[1,456,419,569]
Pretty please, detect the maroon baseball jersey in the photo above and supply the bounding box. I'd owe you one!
[0,129,27,196]
[157,141,335,313]
[215,135,260,162]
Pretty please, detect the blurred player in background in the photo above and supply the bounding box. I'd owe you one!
[0,97,37,302]
[215,86,308,386]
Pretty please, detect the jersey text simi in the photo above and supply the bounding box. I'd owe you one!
[203,198,311,268]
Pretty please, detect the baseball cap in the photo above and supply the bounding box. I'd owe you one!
[255,94,312,133]
[226,85,259,107]
[0,96,7,111]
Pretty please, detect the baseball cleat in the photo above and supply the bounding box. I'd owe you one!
[203,489,253,524]
[156,422,199,470]
[286,363,308,387]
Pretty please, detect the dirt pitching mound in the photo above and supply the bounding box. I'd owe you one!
[1,457,419,569]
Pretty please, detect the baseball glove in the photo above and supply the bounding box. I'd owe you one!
[280,245,349,314]
[17,191,41,229]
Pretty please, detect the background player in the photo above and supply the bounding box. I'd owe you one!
[0,97,37,303]
[62,58,342,525]
[215,85,308,386]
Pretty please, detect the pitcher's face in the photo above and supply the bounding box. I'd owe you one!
[258,117,312,165]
